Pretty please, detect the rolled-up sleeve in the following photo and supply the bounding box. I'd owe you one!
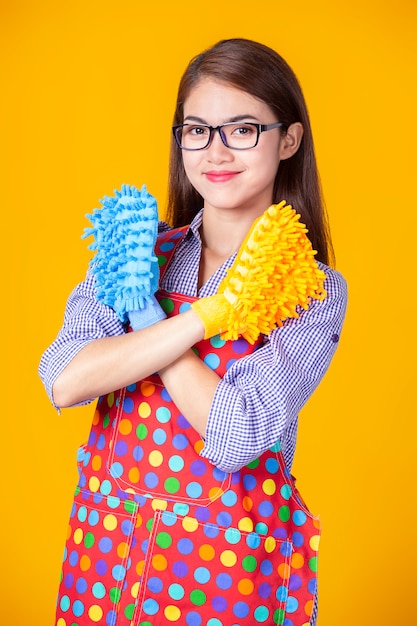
[38,269,126,407]
[200,266,348,473]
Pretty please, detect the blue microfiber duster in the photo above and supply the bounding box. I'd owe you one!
[83,184,166,330]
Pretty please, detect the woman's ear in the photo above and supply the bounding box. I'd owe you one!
[279,122,304,160]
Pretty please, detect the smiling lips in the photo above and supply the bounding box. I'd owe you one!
[205,170,240,183]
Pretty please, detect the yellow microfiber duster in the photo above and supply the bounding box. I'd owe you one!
[191,201,326,344]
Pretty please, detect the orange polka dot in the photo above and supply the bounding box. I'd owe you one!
[194,439,204,454]
[313,518,321,530]
[136,560,145,576]
[237,578,254,595]
[277,562,290,579]
[242,496,253,512]
[152,554,168,571]
[208,487,223,501]
[199,544,215,561]
[92,410,100,425]
[117,542,130,558]
[80,554,91,571]
[304,599,314,617]
[140,382,155,397]
[119,418,133,435]
[135,514,143,528]
[291,553,305,569]
[128,467,140,483]
[91,455,102,471]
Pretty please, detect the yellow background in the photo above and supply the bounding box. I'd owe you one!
[2,0,416,624]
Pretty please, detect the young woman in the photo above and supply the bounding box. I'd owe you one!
[40,38,347,626]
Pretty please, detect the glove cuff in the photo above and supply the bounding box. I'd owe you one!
[128,296,167,331]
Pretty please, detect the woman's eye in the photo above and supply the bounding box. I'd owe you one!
[188,125,209,136]
[233,125,254,135]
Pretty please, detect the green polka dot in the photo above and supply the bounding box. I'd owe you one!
[136,423,148,440]
[124,604,135,619]
[242,555,257,572]
[146,517,154,532]
[273,608,285,625]
[84,532,95,548]
[164,477,180,493]
[103,413,110,428]
[156,531,173,549]
[246,458,260,469]
[109,587,121,603]
[159,297,175,314]
[190,589,206,606]
[278,505,290,522]
[124,500,137,514]
[309,556,318,573]
[157,254,167,267]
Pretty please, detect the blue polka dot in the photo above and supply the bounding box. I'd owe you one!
[96,559,108,575]
[258,582,272,599]
[292,531,304,547]
[97,434,106,450]
[246,532,261,549]
[286,596,299,614]
[177,538,194,555]
[115,440,128,457]
[254,606,269,622]
[77,506,87,522]
[76,577,88,594]
[100,480,112,496]
[64,573,74,589]
[144,472,159,488]
[195,506,210,522]
[169,582,185,599]
[133,445,144,462]
[308,577,318,595]
[106,610,117,626]
[107,496,120,509]
[69,551,79,567]
[211,597,228,613]
[143,598,159,615]
[260,559,273,576]
[293,510,307,526]
[280,484,292,500]
[179,302,191,313]
[186,612,202,626]
[225,527,241,544]
[221,491,238,507]
[160,388,172,402]
[280,540,293,557]
[289,574,302,591]
[88,510,100,526]
[190,460,207,477]
[243,474,257,490]
[99,537,113,554]
[153,428,167,445]
[233,601,249,618]
[216,573,232,590]
[121,519,135,536]
[204,523,220,539]
[73,600,85,617]
[110,462,124,478]
[156,406,171,422]
[161,511,177,526]
[92,582,106,599]
[60,595,70,612]
[204,353,221,370]
[172,561,188,578]
[194,567,211,584]
[122,397,134,413]
[172,434,188,450]
[186,481,203,498]
[276,585,288,602]
[212,467,228,482]
[210,335,226,348]
[148,577,163,593]
[258,500,274,517]
[265,457,279,474]
[216,511,232,527]
[112,564,126,582]
[168,455,185,472]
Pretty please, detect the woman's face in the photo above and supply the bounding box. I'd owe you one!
[181,78,285,218]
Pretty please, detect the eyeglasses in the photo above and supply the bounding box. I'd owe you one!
[172,121,284,151]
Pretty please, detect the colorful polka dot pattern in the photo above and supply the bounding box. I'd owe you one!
[55,229,320,626]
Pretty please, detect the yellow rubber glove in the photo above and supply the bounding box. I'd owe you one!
[191,201,326,344]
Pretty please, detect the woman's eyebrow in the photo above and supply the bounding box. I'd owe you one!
[183,114,259,124]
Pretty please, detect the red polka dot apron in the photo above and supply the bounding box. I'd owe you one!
[55,228,320,626]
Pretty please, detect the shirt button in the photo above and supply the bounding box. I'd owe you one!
[331,333,339,343]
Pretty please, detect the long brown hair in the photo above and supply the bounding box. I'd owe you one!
[166,38,334,266]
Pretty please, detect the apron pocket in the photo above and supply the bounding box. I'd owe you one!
[56,489,138,625]
[133,509,292,626]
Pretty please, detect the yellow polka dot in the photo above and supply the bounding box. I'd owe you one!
[138,401,151,418]
[237,517,254,532]
[107,392,115,407]
[119,418,133,435]
[131,581,140,598]
[262,478,276,495]
[152,554,168,571]
[57,618,66,626]
[309,534,320,551]
[140,382,155,397]
[149,450,163,467]
[88,476,100,492]
[88,605,103,622]
[103,514,118,531]
[126,487,136,495]
[194,439,204,454]
[117,541,130,558]
[151,499,167,511]
[264,536,276,553]
[73,528,83,545]
[242,496,253,512]
[208,487,223,501]
[182,516,199,532]
[91,455,102,471]
[220,550,237,567]
[128,467,140,483]
[199,544,215,561]
[237,578,254,595]
[80,554,91,571]
[164,606,181,621]
[291,552,305,569]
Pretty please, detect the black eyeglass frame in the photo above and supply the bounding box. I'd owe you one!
[172,121,284,151]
